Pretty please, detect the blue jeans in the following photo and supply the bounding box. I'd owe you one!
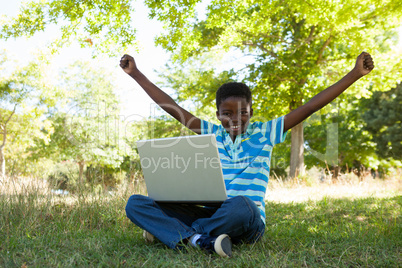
[125,195,265,249]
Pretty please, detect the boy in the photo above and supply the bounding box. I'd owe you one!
[121,52,374,257]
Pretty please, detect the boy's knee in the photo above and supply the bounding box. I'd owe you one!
[227,196,265,242]
[126,194,141,206]
[226,196,261,223]
[125,194,151,217]
[230,196,259,210]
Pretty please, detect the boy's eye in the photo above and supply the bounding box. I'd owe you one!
[240,111,248,115]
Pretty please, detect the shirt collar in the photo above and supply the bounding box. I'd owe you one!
[245,123,253,135]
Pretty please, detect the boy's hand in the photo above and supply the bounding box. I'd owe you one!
[120,54,138,75]
[354,52,374,77]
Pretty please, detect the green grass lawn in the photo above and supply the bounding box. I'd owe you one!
[1,178,400,267]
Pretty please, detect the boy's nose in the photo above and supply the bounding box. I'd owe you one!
[230,114,240,122]
[230,115,240,125]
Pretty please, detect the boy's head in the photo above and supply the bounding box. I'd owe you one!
[215,82,252,110]
[215,82,253,140]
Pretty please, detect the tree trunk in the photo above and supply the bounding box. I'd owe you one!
[0,149,5,179]
[78,160,85,185]
[0,105,16,179]
[0,132,6,179]
[289,122,305,178]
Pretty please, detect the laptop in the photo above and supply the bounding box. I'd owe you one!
[136,134,227,205]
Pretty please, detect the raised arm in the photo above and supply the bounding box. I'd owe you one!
[120,54,202,134]
[283,52,374,132]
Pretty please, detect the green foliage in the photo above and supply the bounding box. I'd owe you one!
[303,100,378,171]
[157,53,237,118]
[47,160,80,190]
[150,0,402,116]
[0,52,55,177]
[124,114,195,144]
[303,83,402,174]
[268,141,291,179]
[2,112,53,177]
[152,0,402,177]
[362,83,402,160]
[0,52,53,110]
[147,115,195,139]
[47,161,127,192]
[85,164,126,187]
[0,0,137,56]
[35,61,132,170]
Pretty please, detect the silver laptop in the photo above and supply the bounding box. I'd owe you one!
[136,134,227,204]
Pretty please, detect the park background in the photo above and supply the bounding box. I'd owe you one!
[0,0,401,266]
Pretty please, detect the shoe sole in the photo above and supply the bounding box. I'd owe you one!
[214,234,232,257]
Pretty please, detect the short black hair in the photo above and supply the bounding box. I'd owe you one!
[216,82,252,110]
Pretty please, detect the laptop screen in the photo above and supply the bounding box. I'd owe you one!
[136,134,227,203]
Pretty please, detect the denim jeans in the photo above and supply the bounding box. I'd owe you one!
[125,195,265,249]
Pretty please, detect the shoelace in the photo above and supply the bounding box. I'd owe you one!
[197,236,215,251]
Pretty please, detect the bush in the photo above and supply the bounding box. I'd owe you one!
[47,161,129,193]
[47,161,80,191]
[85,165,126,188]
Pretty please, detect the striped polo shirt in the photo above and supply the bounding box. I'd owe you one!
[201,116,287,224]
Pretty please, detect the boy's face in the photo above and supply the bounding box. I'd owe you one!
[216,96,253,140]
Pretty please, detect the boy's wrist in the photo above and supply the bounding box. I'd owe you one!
[348,68,364,80]
[129,68,142,80]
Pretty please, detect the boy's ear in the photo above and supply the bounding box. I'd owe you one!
[216,110,221,121]
[250,107,254,117]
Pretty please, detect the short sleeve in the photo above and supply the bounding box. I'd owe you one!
[200,119,220,135]
[258,116,287,146]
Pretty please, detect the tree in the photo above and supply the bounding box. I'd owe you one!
[362,82,402,161]
[2,1,402,178]
[34,61,132,183]
[303,97,377,177]
[0,0,136,56]
[147,0,402,177]
[0,53,53,178]
[157,53,237,119]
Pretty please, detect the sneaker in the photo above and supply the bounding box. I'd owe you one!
[142,230,155,243]
[196,234,232,257]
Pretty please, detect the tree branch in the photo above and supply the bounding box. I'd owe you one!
[316,32,333,64]
[5,105,16,125]
[306,26,315,44]
[272,73,298,83]
[242,40,268,52]
[0,128,5,149]
[242,41,279,59]
[0,105,16,149]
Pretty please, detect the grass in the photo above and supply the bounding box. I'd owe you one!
[0,175,400,267]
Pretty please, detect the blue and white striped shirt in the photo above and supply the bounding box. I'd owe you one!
[201,117,287,224]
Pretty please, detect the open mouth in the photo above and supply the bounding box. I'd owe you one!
[230,125,241,131]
